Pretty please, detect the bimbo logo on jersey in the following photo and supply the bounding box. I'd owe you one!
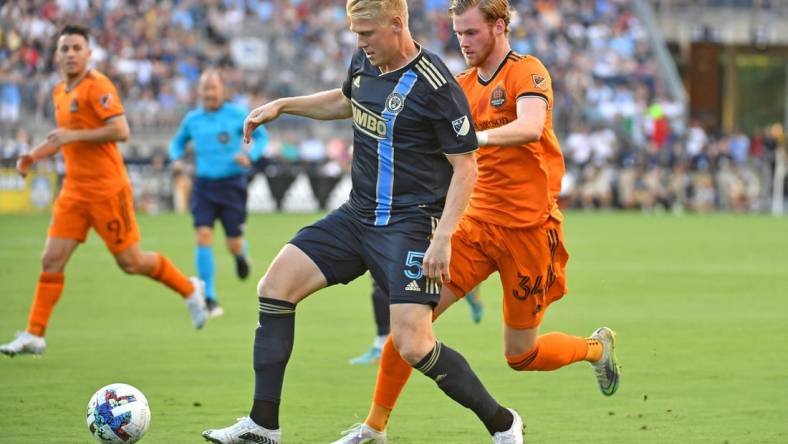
[351,99,389,140]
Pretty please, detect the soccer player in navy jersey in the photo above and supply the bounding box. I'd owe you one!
[201,1,522,443]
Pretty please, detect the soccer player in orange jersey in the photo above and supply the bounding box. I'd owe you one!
[334,1,621,442]
[0,25,207,357]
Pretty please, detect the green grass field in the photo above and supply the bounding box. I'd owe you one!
[1,212,787,443]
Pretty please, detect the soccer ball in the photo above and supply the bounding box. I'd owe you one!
[86,383,151,443]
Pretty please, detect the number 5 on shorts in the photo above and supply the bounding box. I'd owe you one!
[404,251,425,280]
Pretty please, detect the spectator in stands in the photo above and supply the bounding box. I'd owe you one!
[1,126,30,161]
[0,61,22,123]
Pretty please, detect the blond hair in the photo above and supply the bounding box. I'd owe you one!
[448,0,511,33]
[346,0,408,21]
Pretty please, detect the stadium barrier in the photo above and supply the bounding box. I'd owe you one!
[0,168,57,213]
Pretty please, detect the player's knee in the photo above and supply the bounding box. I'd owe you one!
[196,229,212,246]
[391,332,432,366]
[40,251,65,272]
[116,258,137,274]
[115,254,143,275]
[257,275,272,298]
[257,275,294,303]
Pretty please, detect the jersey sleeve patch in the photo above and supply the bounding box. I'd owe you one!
[452,115,471,137]
[531,74,548,91]
[99,92,114,109]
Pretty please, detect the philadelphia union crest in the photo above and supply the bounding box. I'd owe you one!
[385,92,405,113]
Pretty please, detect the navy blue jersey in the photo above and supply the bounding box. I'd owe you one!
[341,47,477,226]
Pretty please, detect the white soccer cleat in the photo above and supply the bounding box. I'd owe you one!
[331,423,387,444]
[590,327,621,396]
[491,409,524,444]
[202,416,281,444]
[206,299,225,319]
[186,277,208,329]
[0,331,46,357]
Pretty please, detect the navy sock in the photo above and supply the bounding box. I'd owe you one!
[414,342,514,435]
[249,297,296,429]
[371,280,390,336]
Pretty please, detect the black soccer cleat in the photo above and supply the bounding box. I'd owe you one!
[235,255,250,280]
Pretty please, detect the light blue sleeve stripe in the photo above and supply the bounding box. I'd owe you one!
[374,69,419,226]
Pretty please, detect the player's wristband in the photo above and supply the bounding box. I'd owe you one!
[477,131,488,146]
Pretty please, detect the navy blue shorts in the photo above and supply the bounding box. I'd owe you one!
[190,175,248,237]
[290,204,440,306]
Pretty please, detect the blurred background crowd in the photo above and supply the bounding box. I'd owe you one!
[1,0,786,213]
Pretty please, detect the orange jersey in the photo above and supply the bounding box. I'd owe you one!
[456,52,564,228]
[53,69,129,201]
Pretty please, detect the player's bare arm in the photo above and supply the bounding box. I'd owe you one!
[15,140,60,177]
[422,152,477,282]
[477,97,546,147]
[46,115,130,146]
[244,89,351,142]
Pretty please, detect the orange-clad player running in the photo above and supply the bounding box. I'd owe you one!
[0,25,207,357]
[334,1,621,442]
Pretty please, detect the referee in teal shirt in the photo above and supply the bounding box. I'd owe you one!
[170,69,268,317]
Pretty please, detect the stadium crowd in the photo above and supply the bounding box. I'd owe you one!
[1,0,784,213]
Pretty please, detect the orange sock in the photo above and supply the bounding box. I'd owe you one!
[365,403,392,433]
[507,332,591,371]
[26,272,65,337]
[366,336,413,431]
[148,253,193,298]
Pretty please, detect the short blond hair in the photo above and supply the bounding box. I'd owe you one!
[346,0,408,21]
[448,0,511,33]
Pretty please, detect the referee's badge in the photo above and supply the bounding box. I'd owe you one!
[452,115,470,137]
[217,131,230,144]
[385,92,405,113]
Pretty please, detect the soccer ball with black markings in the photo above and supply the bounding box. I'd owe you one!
[86,383,150,443]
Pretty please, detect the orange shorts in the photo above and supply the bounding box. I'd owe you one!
[48,186,141,255]
[445,215,569,329]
